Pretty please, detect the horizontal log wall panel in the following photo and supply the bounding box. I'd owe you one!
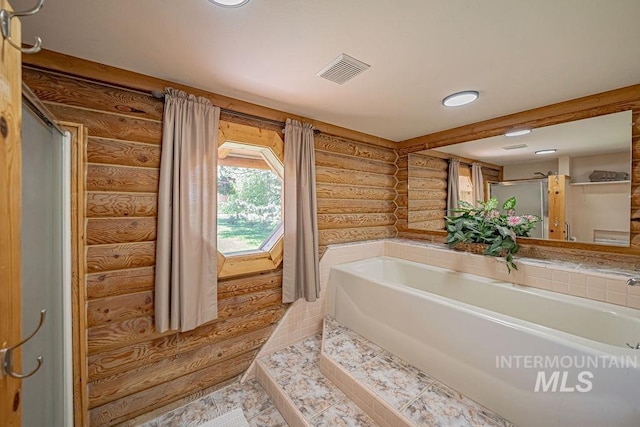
[86,267,155,300]
[216,288,282,320]
[88,327,271,408]
[411,219,446,230]
[408,155,448,170]
[318,226,396,246]
[316,198,396,214]
[315,166,396,188]
[314,134,396,163]
[316,183,396,200]
[87,164,159,193]
[482,167,501,179]
[315,149,396,175]
[87,291,154,327]
[87,306,286,381]
[89,351,256,426]
[408,177,447,190]
[408,189,448,201]
[87,289,282,354]
[45,103,162,144]
[408,200,447,211]
[408,210,447,222]
[217,269,282,299]
[23,67,164,121]
[317,213,396,230]
[86,217,157,245]
[86,192,157,218]
[88,316,167,355]
[171,305,287,355]
[407,167,448,180]
[87,138,161,168]
[87,269,282,327]
[86,241,156,273]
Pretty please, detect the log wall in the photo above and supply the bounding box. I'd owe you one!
[397,151,501,233]
[23,57,396,425]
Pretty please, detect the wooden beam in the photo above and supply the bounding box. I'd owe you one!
[24,49,397,148]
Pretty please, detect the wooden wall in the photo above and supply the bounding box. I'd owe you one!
[397,152,501,233]
[315,133,397,254]
[23,55,397,425]
[404,153,448,231]
[397,84,640,269]
[23,67,287,425]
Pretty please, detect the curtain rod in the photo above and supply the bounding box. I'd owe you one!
[151,90,320,133]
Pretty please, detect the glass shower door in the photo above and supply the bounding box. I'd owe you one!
[21,103,72,427]
[489,180,548,239]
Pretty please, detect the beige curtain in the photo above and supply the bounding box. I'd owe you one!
[155,88,220,333]
[283,119,320,303]
[447,158,460,215]
[472,163,485,207]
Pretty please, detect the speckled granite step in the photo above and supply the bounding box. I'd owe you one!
[320,316,514,427]
[255,334,377,426]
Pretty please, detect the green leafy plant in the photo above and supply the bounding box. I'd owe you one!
[445,197,541,272]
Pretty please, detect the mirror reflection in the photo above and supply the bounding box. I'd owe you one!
[408,110,633,246]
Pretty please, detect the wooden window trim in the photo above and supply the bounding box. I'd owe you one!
[216,120,284,278]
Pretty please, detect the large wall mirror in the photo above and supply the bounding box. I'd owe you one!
[408,110,633,247]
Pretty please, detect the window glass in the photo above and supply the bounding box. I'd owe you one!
[459,165,474,204]
[217,143,283,254]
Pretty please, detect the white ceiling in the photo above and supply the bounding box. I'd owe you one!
[14,0,640,141]
[434,110,632,165]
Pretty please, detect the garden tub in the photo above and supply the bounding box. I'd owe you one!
[328,256,640,427]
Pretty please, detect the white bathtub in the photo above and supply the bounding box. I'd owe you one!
[328,256,640,427]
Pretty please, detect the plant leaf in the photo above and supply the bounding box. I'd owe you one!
[502,196,516,211]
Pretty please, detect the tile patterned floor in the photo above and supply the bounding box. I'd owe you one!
[259,334,377,426]
[323,316,514,427]
[139,378,287,427]
[138,319,512,427]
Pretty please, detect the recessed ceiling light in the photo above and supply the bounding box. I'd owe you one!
[208,0,250,7]
[535,149,557,155]
[505,129,532,137]
[442,91,479,107]
[502,144,528,150]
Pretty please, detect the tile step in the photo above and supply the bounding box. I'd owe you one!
[320,316,514,427]
[255,334,377,427]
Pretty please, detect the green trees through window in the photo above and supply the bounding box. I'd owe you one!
[216,144,283,254]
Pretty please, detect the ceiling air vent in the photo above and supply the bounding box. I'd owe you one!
[317,53,370,84]
[502,144,528,150]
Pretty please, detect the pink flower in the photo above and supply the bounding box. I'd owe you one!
[522,214,539,222]
[507,216,523,226]
[485,209,500,219]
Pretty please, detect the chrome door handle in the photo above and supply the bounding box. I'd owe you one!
[1,309,45,379]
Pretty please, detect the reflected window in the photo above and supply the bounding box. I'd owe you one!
[459,165,474,205]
